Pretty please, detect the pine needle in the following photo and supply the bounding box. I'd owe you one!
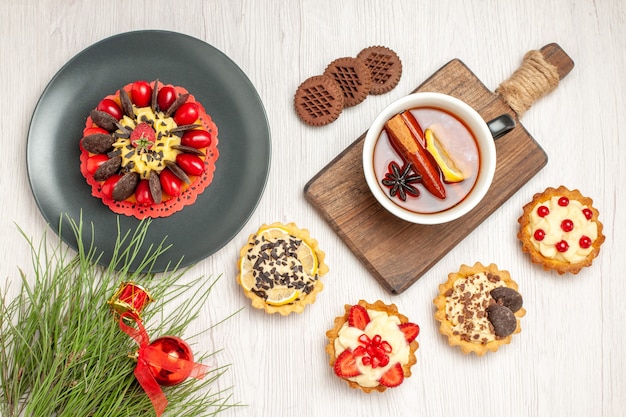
[0,215,240,417]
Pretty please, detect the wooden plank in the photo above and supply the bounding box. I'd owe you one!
[304,44,574,294]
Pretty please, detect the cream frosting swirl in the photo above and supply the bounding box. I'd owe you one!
[334,309,410,388]
[527,196,598,263]
[445,272,503,343]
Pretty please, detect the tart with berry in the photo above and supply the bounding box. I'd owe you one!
[237,222,329,316]
[433,262,525,356]
[326,300,419,392]
[79,80,219,219]
[517,186,604,274]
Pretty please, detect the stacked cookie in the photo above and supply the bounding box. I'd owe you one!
[294,46,402,126]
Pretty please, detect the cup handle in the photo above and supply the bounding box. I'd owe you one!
[487,114,516,140]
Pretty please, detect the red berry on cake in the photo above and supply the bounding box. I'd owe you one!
[157,86,177,111]
[537,205,550,217]
[96,98,123,120]
[560,219,574,232]
[130,81,153,107]
[173,102,200,125]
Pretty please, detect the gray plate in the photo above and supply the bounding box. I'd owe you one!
[27,30,271,271]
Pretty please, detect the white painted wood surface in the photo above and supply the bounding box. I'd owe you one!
[1,0,624,416]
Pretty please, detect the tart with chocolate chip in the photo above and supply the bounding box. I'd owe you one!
[237,222,329,315]
[326,300,419,392]
[518,186,604,274]
[433,262,525,356]
[79,80,219,219]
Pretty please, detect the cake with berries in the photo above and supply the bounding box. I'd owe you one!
[433,262,525,356]
[517,186,604,274]
[326,300,419,392]
[79,80,219,219]
[237,222,329,316]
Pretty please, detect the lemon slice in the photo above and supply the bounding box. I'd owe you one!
[239,226,291,291]
[258,225,318,275]
[239,256,257,291]
[265,285,301,306]
[425,128,465,183]
[295,240,318,276]
[257,226,291,241]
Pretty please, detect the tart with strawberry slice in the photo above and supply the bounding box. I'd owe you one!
[326,300,419,392]
[517,186,604,274]
[80,80,219,219]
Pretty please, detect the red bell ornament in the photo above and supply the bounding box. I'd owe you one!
[108,282,153,319]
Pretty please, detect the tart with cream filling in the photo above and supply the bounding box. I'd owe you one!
[237,222,329,315]
[326,300,419,392]
[79,80,219,219]
[517,186,604,274]
[433,262,525,356]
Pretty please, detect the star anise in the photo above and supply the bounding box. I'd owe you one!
[381,161,422,201]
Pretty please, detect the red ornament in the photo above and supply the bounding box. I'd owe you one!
[108,282,153,319]
[118,313,209,417]
[147,336,195,386]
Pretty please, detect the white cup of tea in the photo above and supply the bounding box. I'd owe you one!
[362,92,496,225]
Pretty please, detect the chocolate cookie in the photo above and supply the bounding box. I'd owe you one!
[294,75,345,126]
[357,46,403,95]
[323,57,372,107]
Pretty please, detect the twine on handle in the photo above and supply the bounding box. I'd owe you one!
[496,50,560,117]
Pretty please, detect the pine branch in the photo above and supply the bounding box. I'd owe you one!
[0,215,240,417]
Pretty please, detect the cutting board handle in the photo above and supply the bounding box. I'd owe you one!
[496,43,574,116]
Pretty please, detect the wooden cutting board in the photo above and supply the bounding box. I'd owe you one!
[304,43,574,294]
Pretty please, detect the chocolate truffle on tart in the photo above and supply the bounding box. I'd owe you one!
[237,222,329,316]
[517,185,604,274]
[433,262,525,356]
[80,80,219,219]
[326,300,419,392]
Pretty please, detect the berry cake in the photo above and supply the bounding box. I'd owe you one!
[237,222,329,315]
[433,262,525,356]
[326,300,419,392]
[80,80,219,219]
[517,186,604,274]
